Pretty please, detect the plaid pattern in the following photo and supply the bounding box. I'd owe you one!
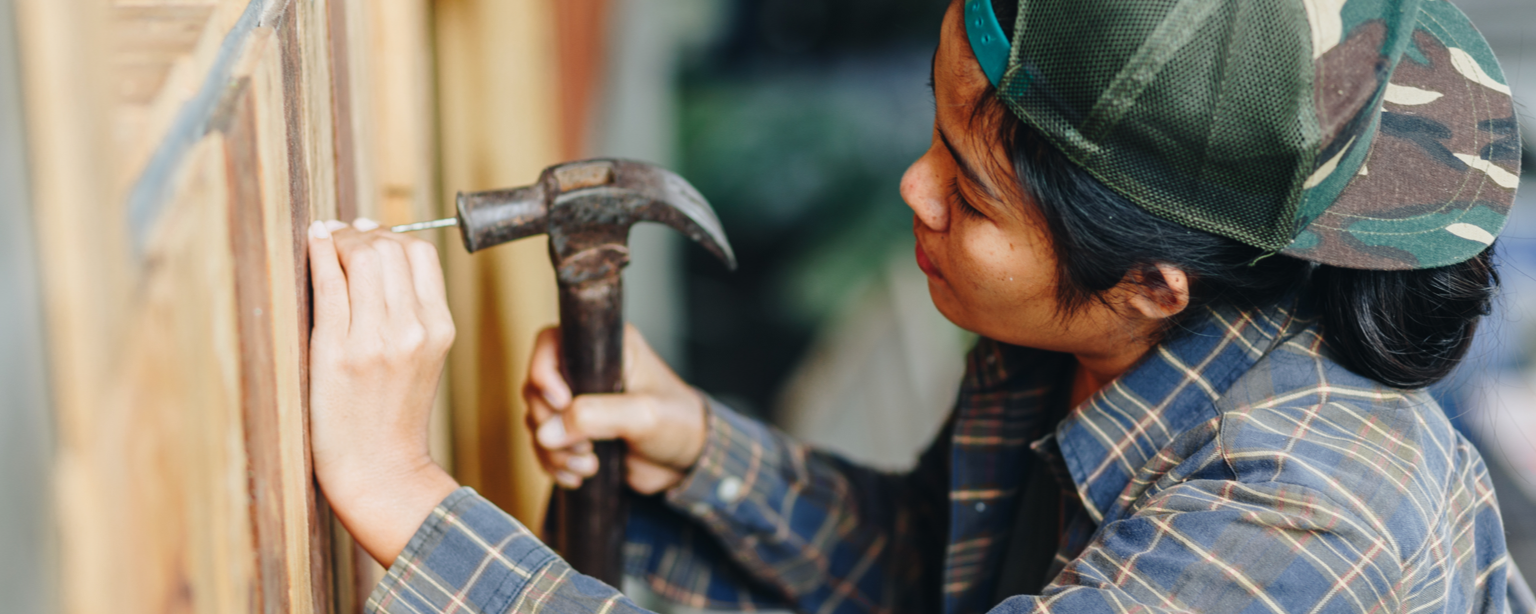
[368,303,1534,614]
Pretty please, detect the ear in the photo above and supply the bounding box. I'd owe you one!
[1126,264,1190,320]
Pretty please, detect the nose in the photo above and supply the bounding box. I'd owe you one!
[901,146,948,233]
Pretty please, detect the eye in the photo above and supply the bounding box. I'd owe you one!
[948,178,986,220]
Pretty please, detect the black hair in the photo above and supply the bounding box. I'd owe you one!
[968,89,1497,389]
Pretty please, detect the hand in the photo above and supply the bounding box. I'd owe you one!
[307,218,460,566]
[524,325,708,494]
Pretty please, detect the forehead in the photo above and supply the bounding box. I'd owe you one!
[937,1,990,97]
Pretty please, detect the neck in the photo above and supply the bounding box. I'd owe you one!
[1069,338,1156,408]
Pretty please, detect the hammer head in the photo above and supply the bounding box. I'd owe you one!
[456,159,736,284]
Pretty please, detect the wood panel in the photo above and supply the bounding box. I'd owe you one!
[17,0,414,610]
[21,0,580,609]
[435,0,564,531]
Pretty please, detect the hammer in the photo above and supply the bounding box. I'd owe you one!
[393,158,736,585]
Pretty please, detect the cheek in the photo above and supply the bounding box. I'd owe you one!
[950,222,1052,301]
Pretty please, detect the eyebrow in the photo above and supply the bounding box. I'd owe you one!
[929,46,1000,203]
[938,127,1000,202]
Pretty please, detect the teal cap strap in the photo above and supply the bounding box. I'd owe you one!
[965,0,1010,86]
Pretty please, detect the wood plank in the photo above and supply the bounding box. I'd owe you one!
[24,0,443,610]
[326,0,357,222]
[274,0,338,610]
[214,75,292,614]
[111,0,256,197]
[249,17,324,613]
[434,0,562,532]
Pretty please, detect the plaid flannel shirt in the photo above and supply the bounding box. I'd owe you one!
[368,303,1535,614]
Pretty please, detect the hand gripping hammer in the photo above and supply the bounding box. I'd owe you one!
[394,159,735,585]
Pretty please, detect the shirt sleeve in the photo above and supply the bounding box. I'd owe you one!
[368,398,952,614]
[652,397,952,614]
[367,487,659,614]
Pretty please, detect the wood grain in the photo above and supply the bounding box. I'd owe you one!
[214,76,292,614]
[20,0,580,609]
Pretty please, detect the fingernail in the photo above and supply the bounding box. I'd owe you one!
[555,471,581,489]
[309,220,331,240]
[324,220,349,232]
[352,217,380,231]
[537,418,567,446]
[568,455,598,475]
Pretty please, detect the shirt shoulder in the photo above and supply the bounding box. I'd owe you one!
[1210,324,1486,564]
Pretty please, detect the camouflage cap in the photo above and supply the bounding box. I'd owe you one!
[967,0,1521,270]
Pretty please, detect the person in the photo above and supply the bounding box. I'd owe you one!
[304,0,1535,611]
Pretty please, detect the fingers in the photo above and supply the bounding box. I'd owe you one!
[325,219,455,357]
[372,234,420,323]
[382,232,449,315]
[527,327,570,409]
[332,224,388,335]
[309,221,353,338]
[544,394,659,447]
[369,228,454,356]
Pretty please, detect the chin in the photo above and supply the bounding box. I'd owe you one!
[925,280,976,334]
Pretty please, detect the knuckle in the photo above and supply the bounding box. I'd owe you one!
[407,240,439,261]
[344,245,377,267]
[429,320,456,351]
[391,323,428,355]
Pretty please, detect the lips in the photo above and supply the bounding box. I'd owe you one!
[915,240,943,279]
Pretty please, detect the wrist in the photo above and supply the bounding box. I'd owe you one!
[319,448,441,510]
[322,456,459,566]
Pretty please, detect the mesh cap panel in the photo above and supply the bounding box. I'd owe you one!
[999,0,1316,251]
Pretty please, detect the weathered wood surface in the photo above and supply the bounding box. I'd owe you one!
[18,0,374,611]
[19,0,577,610]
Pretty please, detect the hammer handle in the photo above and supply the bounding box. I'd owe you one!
[549,278,629,587]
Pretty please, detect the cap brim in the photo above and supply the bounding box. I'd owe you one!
[1282,1,1520,270]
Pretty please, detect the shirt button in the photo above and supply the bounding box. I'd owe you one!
[717,476,743,503]
[689,503,710,516]
[975,502,986,512]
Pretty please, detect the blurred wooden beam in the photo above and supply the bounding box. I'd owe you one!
[434,0,565,532]
[0,0,53,611]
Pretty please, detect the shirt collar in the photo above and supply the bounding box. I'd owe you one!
[1049,302,1305,523]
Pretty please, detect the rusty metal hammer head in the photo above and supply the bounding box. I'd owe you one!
[450,159,736,284]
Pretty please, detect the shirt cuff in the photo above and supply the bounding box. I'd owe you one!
[366,487,559,614]
[665,396,775,522]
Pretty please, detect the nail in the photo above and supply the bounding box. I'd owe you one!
[352,217,380,231]
[567,454,598,475]
[309,220,331,240]
[324,220,349,232]
[537,418,567,446]
[555,471,581,489]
